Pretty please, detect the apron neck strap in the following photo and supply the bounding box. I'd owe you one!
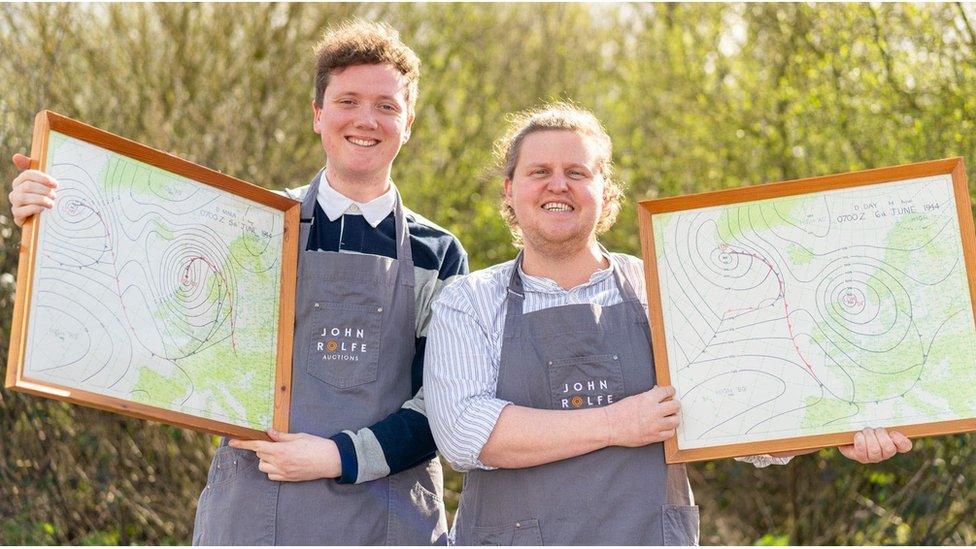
[300,168,325,222]
[506,250,528,309]
[603,245,641,304]
[503,251,527,336]
[391,189,412,263]
[299,169,413,263]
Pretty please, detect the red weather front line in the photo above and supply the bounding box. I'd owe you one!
[718,243,823,384]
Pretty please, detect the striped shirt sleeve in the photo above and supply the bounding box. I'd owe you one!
[425,279,512,472]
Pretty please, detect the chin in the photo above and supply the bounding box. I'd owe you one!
[524,231,591,257]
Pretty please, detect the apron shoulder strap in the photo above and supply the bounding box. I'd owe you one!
[502,252,527,335]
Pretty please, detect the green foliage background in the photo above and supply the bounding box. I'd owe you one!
[1,3,975,544]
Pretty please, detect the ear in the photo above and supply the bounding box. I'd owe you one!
[503,177,514,204]
[403,111,415,142]
[312,100,323,134]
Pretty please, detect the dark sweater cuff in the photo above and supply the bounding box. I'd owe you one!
[329,432,358,484]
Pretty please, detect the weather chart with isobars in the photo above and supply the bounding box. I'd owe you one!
[22,132,284,430]
[652,174,976,449]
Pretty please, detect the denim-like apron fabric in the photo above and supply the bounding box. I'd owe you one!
[193,172,447,545]
[454,251,699,546]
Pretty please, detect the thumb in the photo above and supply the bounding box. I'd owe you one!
[12,153,31,171]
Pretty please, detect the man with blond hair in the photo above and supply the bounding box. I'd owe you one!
[424,103,912,545]
[8,20,464,546]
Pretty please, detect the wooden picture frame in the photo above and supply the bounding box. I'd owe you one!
[638,158,976,463]
[5,111,299,441]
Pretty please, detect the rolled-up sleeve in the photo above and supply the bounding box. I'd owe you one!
[424,283,511,472]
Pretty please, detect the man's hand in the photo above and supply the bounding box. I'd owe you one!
[9,153,58,227]
[838,427,912,464]
[229,429,342,482]
[603,385,680,447]
[770,427,912,461]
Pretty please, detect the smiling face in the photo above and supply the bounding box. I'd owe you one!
[313,63,414,189]
[504,130,607,257]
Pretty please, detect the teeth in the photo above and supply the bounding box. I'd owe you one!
[542,202,572,212]
[348,137,379,147]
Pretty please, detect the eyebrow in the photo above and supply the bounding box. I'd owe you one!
[523,162,592,170]
[332,91,405,103]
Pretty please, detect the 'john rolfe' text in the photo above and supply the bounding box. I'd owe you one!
[318,327,368,362]
[559,379,615,409]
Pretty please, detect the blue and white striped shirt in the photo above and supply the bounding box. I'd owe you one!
[425,252,789,472]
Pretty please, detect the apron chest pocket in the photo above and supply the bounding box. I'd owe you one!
[306,302,382,389]
[546,354,625,410]
[471,518,543,545]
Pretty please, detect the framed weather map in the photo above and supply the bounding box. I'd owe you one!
[638,158,976,463]
[6,111,299,440]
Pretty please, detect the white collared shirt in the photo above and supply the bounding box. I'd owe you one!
[316,174,397,228]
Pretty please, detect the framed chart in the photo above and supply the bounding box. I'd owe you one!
[6,111,299,441]
[638,158,976,463]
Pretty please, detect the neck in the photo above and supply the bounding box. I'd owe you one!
[325,164,391,203]
[520,239,608,290]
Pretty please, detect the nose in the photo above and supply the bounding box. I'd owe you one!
[354,107,379,130]
[546,173,569,192]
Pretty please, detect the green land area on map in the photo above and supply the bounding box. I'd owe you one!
[45,133,280,430]
[653,180,976,443]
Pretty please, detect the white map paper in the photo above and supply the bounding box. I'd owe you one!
[652,175,976,449]
[23,132,284,430]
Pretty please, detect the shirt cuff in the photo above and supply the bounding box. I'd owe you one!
[735,454,793,468]
[329,432,358,484]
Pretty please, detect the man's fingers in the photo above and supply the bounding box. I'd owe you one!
[658,429,676,440]
[659,399,681,416]
[863,428,883,462]
[230,438,273,453]
[12,169,57,190]
[648,385,676,403]
[11,204,47,225]
[11,190,54,208]
[875,428,897,459]
[661,415,680,429]
[852,430,867,461]
[268,428,302,442]
[837,443,857,461]
[839,430,871,463]
[891,431,913,453]
[258,460,282,476]
[21,180,57,197]
[12,153,31,171]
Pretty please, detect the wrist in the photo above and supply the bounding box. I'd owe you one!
[321,439,341,478]
[600,405,616,448]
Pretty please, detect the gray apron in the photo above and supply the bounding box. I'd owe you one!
[454,252,699,546]
[193,172,448,545]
